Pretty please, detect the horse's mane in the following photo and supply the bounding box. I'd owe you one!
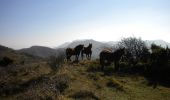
[114,48,124,53]
[102,48,112,53]
[74,44,84,49]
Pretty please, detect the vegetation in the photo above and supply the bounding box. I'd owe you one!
[118,37,150,65]
[0,56,14,66]
[48,50,65,70]
[1,37,170,99]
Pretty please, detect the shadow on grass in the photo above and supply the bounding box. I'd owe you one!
[69,90,100,100]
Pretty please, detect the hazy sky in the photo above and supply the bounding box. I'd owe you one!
[0,0,170,49]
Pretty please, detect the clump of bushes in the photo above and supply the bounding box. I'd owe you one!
[146,44,170,83]
[48,51,65,70]
[0,56,14,67]
[54,74,70,93]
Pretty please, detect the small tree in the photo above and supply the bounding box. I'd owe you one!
[118,37,149,65]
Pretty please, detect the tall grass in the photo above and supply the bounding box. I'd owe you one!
[48,51,65,70]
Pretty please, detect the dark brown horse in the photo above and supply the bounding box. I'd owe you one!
[66,44,84,61]
[81,43,92,60]
[100,48,125,71]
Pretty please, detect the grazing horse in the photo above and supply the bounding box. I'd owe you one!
[100,48,125,71]
[81,43,92,60]
[66,44,84,61]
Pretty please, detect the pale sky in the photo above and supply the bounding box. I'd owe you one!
[0,0,170,49]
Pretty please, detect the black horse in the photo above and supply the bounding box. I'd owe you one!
[66,44,84,61]
[81,43,92,60]
[100,48,125,71]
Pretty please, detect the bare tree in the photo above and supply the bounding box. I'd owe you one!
[118,37,149,64]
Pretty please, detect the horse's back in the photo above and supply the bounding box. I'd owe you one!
[100,49,112,61]
[66,48,74,55]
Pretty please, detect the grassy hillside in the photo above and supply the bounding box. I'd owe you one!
[1,58,170,100]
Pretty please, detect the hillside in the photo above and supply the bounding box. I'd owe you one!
[18,46,59,58]
[57,39,115,59]
[16,39,170,59]
[1,58,170,100]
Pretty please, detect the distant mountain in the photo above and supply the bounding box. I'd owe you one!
[145,40,170,48]
[16,39,170,59]
[57,39,114,59]
[18,46,58,58]
[103,40,170,48]
[57,42,71,48]
[0,45,16,58]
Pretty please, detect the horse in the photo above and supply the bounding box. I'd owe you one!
[100,48,125,71]
[66,44,84,61]
[81,43,92,60]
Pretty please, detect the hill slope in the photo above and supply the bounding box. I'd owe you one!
[1,59,170,100]
[58,39,113,59]
[18,46,59,58]
[16,39,170,59]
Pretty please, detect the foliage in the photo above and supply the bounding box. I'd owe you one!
[55,74,70,93]
[118,37,149,65]
[147,44,170,83]
[48,51,65,70]
[0,56,14,66]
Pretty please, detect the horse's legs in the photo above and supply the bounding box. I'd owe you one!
[114,61,119,71]
[75,54,80,62]
[74,54,77,61]
[67,55,71,61]
[89,53,91,60]
[81,51,84,60]
[86,54,89,59]
[81,54,83,60]
[77,54,79,61]
[100,58,104,71]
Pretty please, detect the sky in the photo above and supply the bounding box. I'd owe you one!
[0,0,170,49]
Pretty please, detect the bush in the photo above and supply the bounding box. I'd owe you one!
[118,37,149,65]
[48,52,65,70]
[55,74,70,93]
[0,56,14,67]
[145,44,170,87]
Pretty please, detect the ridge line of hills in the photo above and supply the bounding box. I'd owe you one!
[1,39,170,58]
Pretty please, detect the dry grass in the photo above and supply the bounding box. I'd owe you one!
[1,58,170,100]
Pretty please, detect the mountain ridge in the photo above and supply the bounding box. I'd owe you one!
[5,39,170,58]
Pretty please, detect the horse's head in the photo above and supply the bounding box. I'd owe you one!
[89,43,92,48]
[113,47,126,57]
